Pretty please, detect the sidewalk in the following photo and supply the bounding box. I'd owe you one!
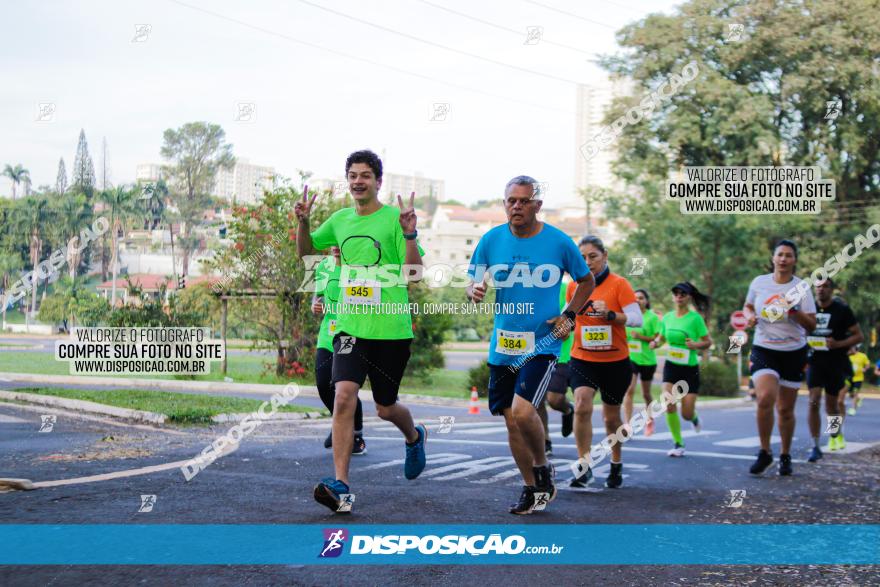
[0,371,756,410]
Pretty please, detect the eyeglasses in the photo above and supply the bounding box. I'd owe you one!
[505,197,538,208]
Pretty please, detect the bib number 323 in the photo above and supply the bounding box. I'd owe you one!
[581,325,612,348]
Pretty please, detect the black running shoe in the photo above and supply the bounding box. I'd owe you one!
[605,463,623,488]
[749,449,774,476]
[509,485,537,515]
[352,434,367,456]
[313,477,350,513]
[544,439,553,456]
[323,432,332,449]
[778,453,793,476]
[561,402,574,438]
[569,466,593,488]
[533,463,557,504]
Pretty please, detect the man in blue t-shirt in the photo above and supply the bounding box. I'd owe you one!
[466,175,594,515]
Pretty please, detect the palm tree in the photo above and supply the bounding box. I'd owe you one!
[47,276,88,329]
[99,185,142,306]
[3,164,30,200]
[52,193,93,278]
[15,195,51,322]
[0,252,23,329]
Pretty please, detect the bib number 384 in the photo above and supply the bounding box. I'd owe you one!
[495,330,535,356]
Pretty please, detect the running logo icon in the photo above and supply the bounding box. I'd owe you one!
[337,336,356,355]
[38,415,56,433]
[629,257,648,276]
[524,26,543,45]
[726,23,744,42]
[337,494,355,513]
[825,415,842,435]
[532,492,550,511]
[138,494,156,513]
[727,332,746,354]
[825,99,842,121]
[437,416,455,433]
[319,528,348,557]
[725,490,746,508]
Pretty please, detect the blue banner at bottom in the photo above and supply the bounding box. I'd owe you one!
[1,525,877,565]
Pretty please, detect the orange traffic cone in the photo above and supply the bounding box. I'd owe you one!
[468,387,480,415]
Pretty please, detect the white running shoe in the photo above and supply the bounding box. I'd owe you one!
[667,444,685,457]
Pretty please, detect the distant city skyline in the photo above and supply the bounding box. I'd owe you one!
[1,0,679,204]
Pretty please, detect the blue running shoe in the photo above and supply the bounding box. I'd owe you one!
[807,446,822,463]
[314,477,350,513]
[404,423,428,479]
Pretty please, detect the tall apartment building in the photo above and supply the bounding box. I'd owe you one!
[381,172,445,201]
[213,158,275,204]
[573,78,635,244]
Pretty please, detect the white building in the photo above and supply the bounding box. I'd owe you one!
[136,163,164,183]
[213,158,275,204]
[381,172,445,201]
[573,78,635,245]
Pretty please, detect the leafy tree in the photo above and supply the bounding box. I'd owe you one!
[3,164,30,200]
[595,0,880,355]
[71,129,96,197]
[37,276,108,329]
[107,279,206,327]
[14,195,51,320]
[407,283,454,380]
[0,252,22,328]
[160,122,235,276]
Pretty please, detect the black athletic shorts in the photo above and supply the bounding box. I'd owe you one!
[662,362,700,394]
[315,347,334,392]
[547,362,571,394]
[750,345,808,387]
[807,360,850,396]
[568,357,632,406]
[630,361,657,382]
[487,355,557,416]
[849,380,862,393]
[331,332,411,406]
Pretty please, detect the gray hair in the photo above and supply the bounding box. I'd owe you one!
[505,175,542,198]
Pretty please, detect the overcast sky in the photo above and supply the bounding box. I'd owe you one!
[1,0,680,206]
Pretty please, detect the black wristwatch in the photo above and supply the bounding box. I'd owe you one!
[403,231,418,240]
[606,310,617,322]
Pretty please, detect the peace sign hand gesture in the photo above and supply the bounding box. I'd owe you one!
[294,185,318,223]
[397,191,417,234]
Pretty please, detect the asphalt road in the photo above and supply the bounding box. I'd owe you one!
[1,389,877,585]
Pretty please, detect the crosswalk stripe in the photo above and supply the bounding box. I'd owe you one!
[714,435,788,448]
[425,457,516,480]
[631,430,721,442]
[358,452,469,471]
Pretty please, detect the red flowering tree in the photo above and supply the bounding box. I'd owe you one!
[207,184,347,375]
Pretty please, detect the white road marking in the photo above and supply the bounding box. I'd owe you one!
[714,435,790,448]
[363,436,764,461]
[630,430,721,442]
[474,458,571,484]
[358,452,470,471]
[0,414,29,423]
[424,456,515,480]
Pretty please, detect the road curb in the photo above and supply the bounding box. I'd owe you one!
[0,391,167,424]
[211,411,325,423]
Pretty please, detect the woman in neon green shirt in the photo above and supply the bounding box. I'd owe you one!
[624,289,660,436]
[651,282,712,457]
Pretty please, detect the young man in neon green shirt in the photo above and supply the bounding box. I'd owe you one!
[296,149,427,513]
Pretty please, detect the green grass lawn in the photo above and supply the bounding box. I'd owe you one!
[11,386,324,424]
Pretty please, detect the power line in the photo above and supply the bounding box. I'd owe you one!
[293,0,583,86]
[522,0,618,30]
[168,0,575,114]
[417,0,593,56]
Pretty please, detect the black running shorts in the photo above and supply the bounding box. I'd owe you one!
[331,332,411,406]
[630,361,657,382]
[568,357,632,406]
[547,362,571,394]
[662,362,700,394]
